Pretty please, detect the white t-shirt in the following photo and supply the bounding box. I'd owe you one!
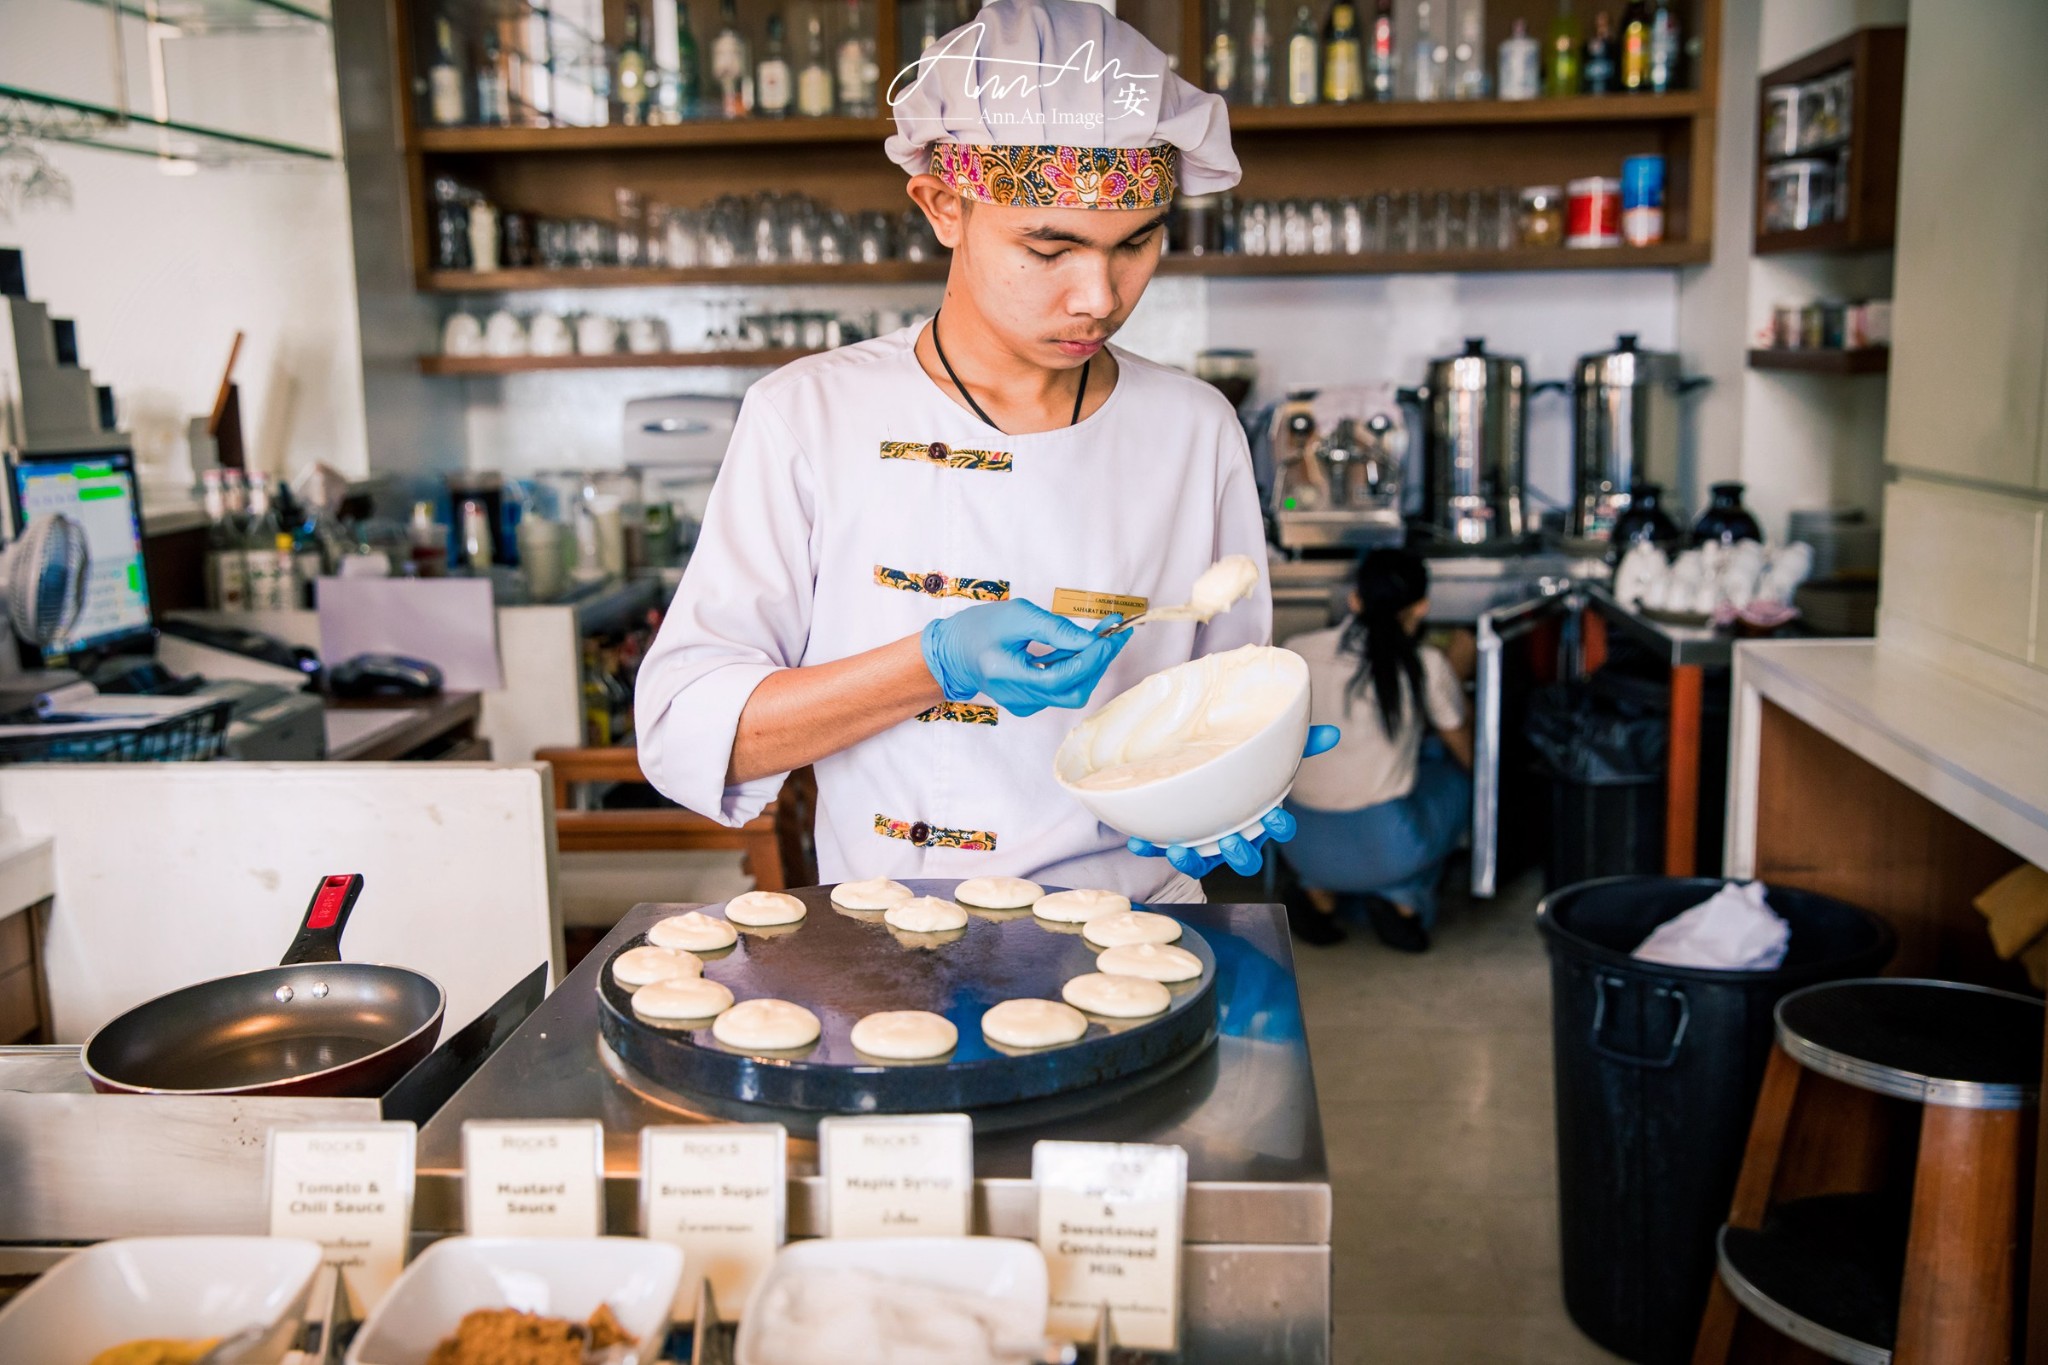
[634,326,1271,902]
[1284,623,1467,813]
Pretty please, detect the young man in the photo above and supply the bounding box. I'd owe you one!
[635,0,1330,902]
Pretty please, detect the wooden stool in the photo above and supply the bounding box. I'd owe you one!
[1692,979,2042,1365]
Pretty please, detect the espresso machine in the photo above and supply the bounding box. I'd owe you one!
[1267,385,1410,552]
[1400,338,1532,550]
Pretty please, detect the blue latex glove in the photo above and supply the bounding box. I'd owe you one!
[921,601,1130,717]
[1127,724,1341,878]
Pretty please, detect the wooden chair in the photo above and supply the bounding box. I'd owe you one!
[536,747,816,892]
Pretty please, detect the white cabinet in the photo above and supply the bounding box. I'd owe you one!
[1885,0,2048,491]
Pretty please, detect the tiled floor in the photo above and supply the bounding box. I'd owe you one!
[1209,865,1629,1365]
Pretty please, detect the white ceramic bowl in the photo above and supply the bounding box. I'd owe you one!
[735,1237,1047,1365]
[346,1236,683,1365]
[0,1235,325,1365]
[1054,645,1311,852]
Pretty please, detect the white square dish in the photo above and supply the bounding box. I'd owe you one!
[345,1236,683,1365]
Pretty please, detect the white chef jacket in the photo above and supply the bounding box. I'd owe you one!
[634,325,1272,903]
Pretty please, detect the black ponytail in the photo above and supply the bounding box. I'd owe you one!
[1340,548,1429,740]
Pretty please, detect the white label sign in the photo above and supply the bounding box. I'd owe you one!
[818,1114,973,1238]
[462,1120,605,1237]
[1033,1141,1187,1351]
[641,1124,787,1320]
[267,1123,416,1311]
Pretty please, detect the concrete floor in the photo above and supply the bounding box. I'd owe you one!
[1208,865,1630,1365]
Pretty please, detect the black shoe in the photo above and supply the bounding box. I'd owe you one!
[1364,895,1431,953]
[1284,890,1347,946]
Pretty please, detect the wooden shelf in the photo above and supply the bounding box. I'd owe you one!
[418,348,821,375]
[416,117,894,154]
[425,261,953,291]
[1747,347,1890,375]
[1226,91,1709,133]
[1753,27,1905,255]
[1754,221,1885,256]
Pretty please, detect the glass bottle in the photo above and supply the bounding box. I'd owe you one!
[476,31,510,124]
[1247,0,1273,105]
[1368,0,1396,100]
[1449,0,1486,99]
[1581,10,1616,95]
[1322,1,1364,103]
[711,0,754,116]
[1692,483,1762,547]
[1286,4,1319,105]
[674,0,704,118]
[429,18,466,125]
[757,12,793,118]
[1408,0,1445,100]
[201,470,249,612]
[616,2,651,124]
[1208,0,1238,98]
[243,477,286,611]
[837,0,878,116]
[1619,0,1648,92]
[1648,0,1679,92]
[918,0,944,54]
[1497,18,1539,99]
[1544,0,1580,97]
[797,7,834,115]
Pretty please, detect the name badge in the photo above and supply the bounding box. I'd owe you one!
[818,1113,973,1238]
[1033,1140,1188,1351]
[462,1119,605,1238]
[641,1124,787,1320]
[266,1123,416,1311]
[1051,588,1149,621]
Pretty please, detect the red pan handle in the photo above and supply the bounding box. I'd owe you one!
[282,873,364,966]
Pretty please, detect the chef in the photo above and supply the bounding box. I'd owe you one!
[635,0,1332,903]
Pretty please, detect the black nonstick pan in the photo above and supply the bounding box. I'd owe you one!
[83,873,446,1097]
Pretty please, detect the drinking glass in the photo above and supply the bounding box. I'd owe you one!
[1240,200,1271,257]
[856,211,891,263]
[570,217,608,267]
[1308,200,1336,256]
[1367,193,1391,252]
[1339,198,1367,254]
[1393,191,1422,252]
[1427,190,1454,252]
[614,187,644,267]
[1280,199,1310,255]
[537,217,572,269]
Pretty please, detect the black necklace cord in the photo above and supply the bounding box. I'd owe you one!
[930,310,1090,435]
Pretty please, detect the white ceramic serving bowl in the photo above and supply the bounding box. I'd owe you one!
[735,1237,1047,1365]
[1054,645,1311,853]
[346,1236,683,1365]
[0,1235,325,1365]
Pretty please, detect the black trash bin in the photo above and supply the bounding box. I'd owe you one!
[1526,675,1669,889]
[1537,877,1896,1365]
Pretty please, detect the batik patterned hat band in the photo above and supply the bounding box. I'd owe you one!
[928,142,1179,211]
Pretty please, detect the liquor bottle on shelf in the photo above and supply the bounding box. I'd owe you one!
[1208,0,1238,99]
[1407,0,1446,101]
[476,30,511,125]
[1497,18,1538,99]
[1581,10,1616,94]
[672,0,704,119]
[1322,1,1364,103]
[1246,0,1273,105]
[837,0,878,116]
[916,0,944,58]
[429,18,466,125]
[711,0,754,116]
[1619,0,1648,91]
[201,470,248,612]
[1648,0,1679,92]
[797,7,834,115]
[757,12,793,118]
[1544,0,1580,96]
[1368,0,1396,101]
[243,477,287,612]
[1286,4,1319,105]
[1449,0,1486,99]
[616,1,651,124]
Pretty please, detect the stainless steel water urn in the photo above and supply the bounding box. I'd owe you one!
[1410,338,1530,546]
[1568,334,1704,540]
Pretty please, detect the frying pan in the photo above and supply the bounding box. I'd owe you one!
[84,874,446,1098]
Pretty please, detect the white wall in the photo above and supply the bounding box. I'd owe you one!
[0,3,368,484]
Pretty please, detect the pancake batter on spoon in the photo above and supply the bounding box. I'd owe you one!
[635,0,1334,901]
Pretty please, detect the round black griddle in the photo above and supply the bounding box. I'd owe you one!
[596,881,1218,1114]
[84,874,445,1097]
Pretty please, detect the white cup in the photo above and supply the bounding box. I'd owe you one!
[625,316,669,354]
[529,312,573,356]
[575,314,620,355]
[441,313,485,357]
[483,309,528,357]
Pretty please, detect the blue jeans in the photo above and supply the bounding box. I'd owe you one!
[1282,750,1473,928]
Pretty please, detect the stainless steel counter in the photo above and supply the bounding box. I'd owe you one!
[1584,583,1736,669]
[416,900,1332,1362]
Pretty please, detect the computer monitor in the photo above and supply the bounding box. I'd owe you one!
[6,447,154,666]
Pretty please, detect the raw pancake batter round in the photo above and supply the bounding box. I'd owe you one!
[648,911,739,952]
[1094,941,1203,983]
[830,877,915,910]
[633,977,735,1022]
[1083,909,1185,948]
[954,875,1045,910]
[885,896,970,933]
[610,945,704,988]
[849,1010,960,1060]
[1033,888,1130,923]
[980,998,1089,1049]
[1062,972,1172,1019]
[714,998,822,1051]
[726,890,808,926]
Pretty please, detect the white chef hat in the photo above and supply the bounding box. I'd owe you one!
[884,0,1240,210]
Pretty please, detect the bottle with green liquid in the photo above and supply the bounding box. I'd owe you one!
[1545,0,1581,97]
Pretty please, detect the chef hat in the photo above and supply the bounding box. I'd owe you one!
[885,0,1240,210]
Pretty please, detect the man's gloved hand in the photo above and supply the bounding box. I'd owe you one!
[1127,725,1341,877]
[920,601,1130,717]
